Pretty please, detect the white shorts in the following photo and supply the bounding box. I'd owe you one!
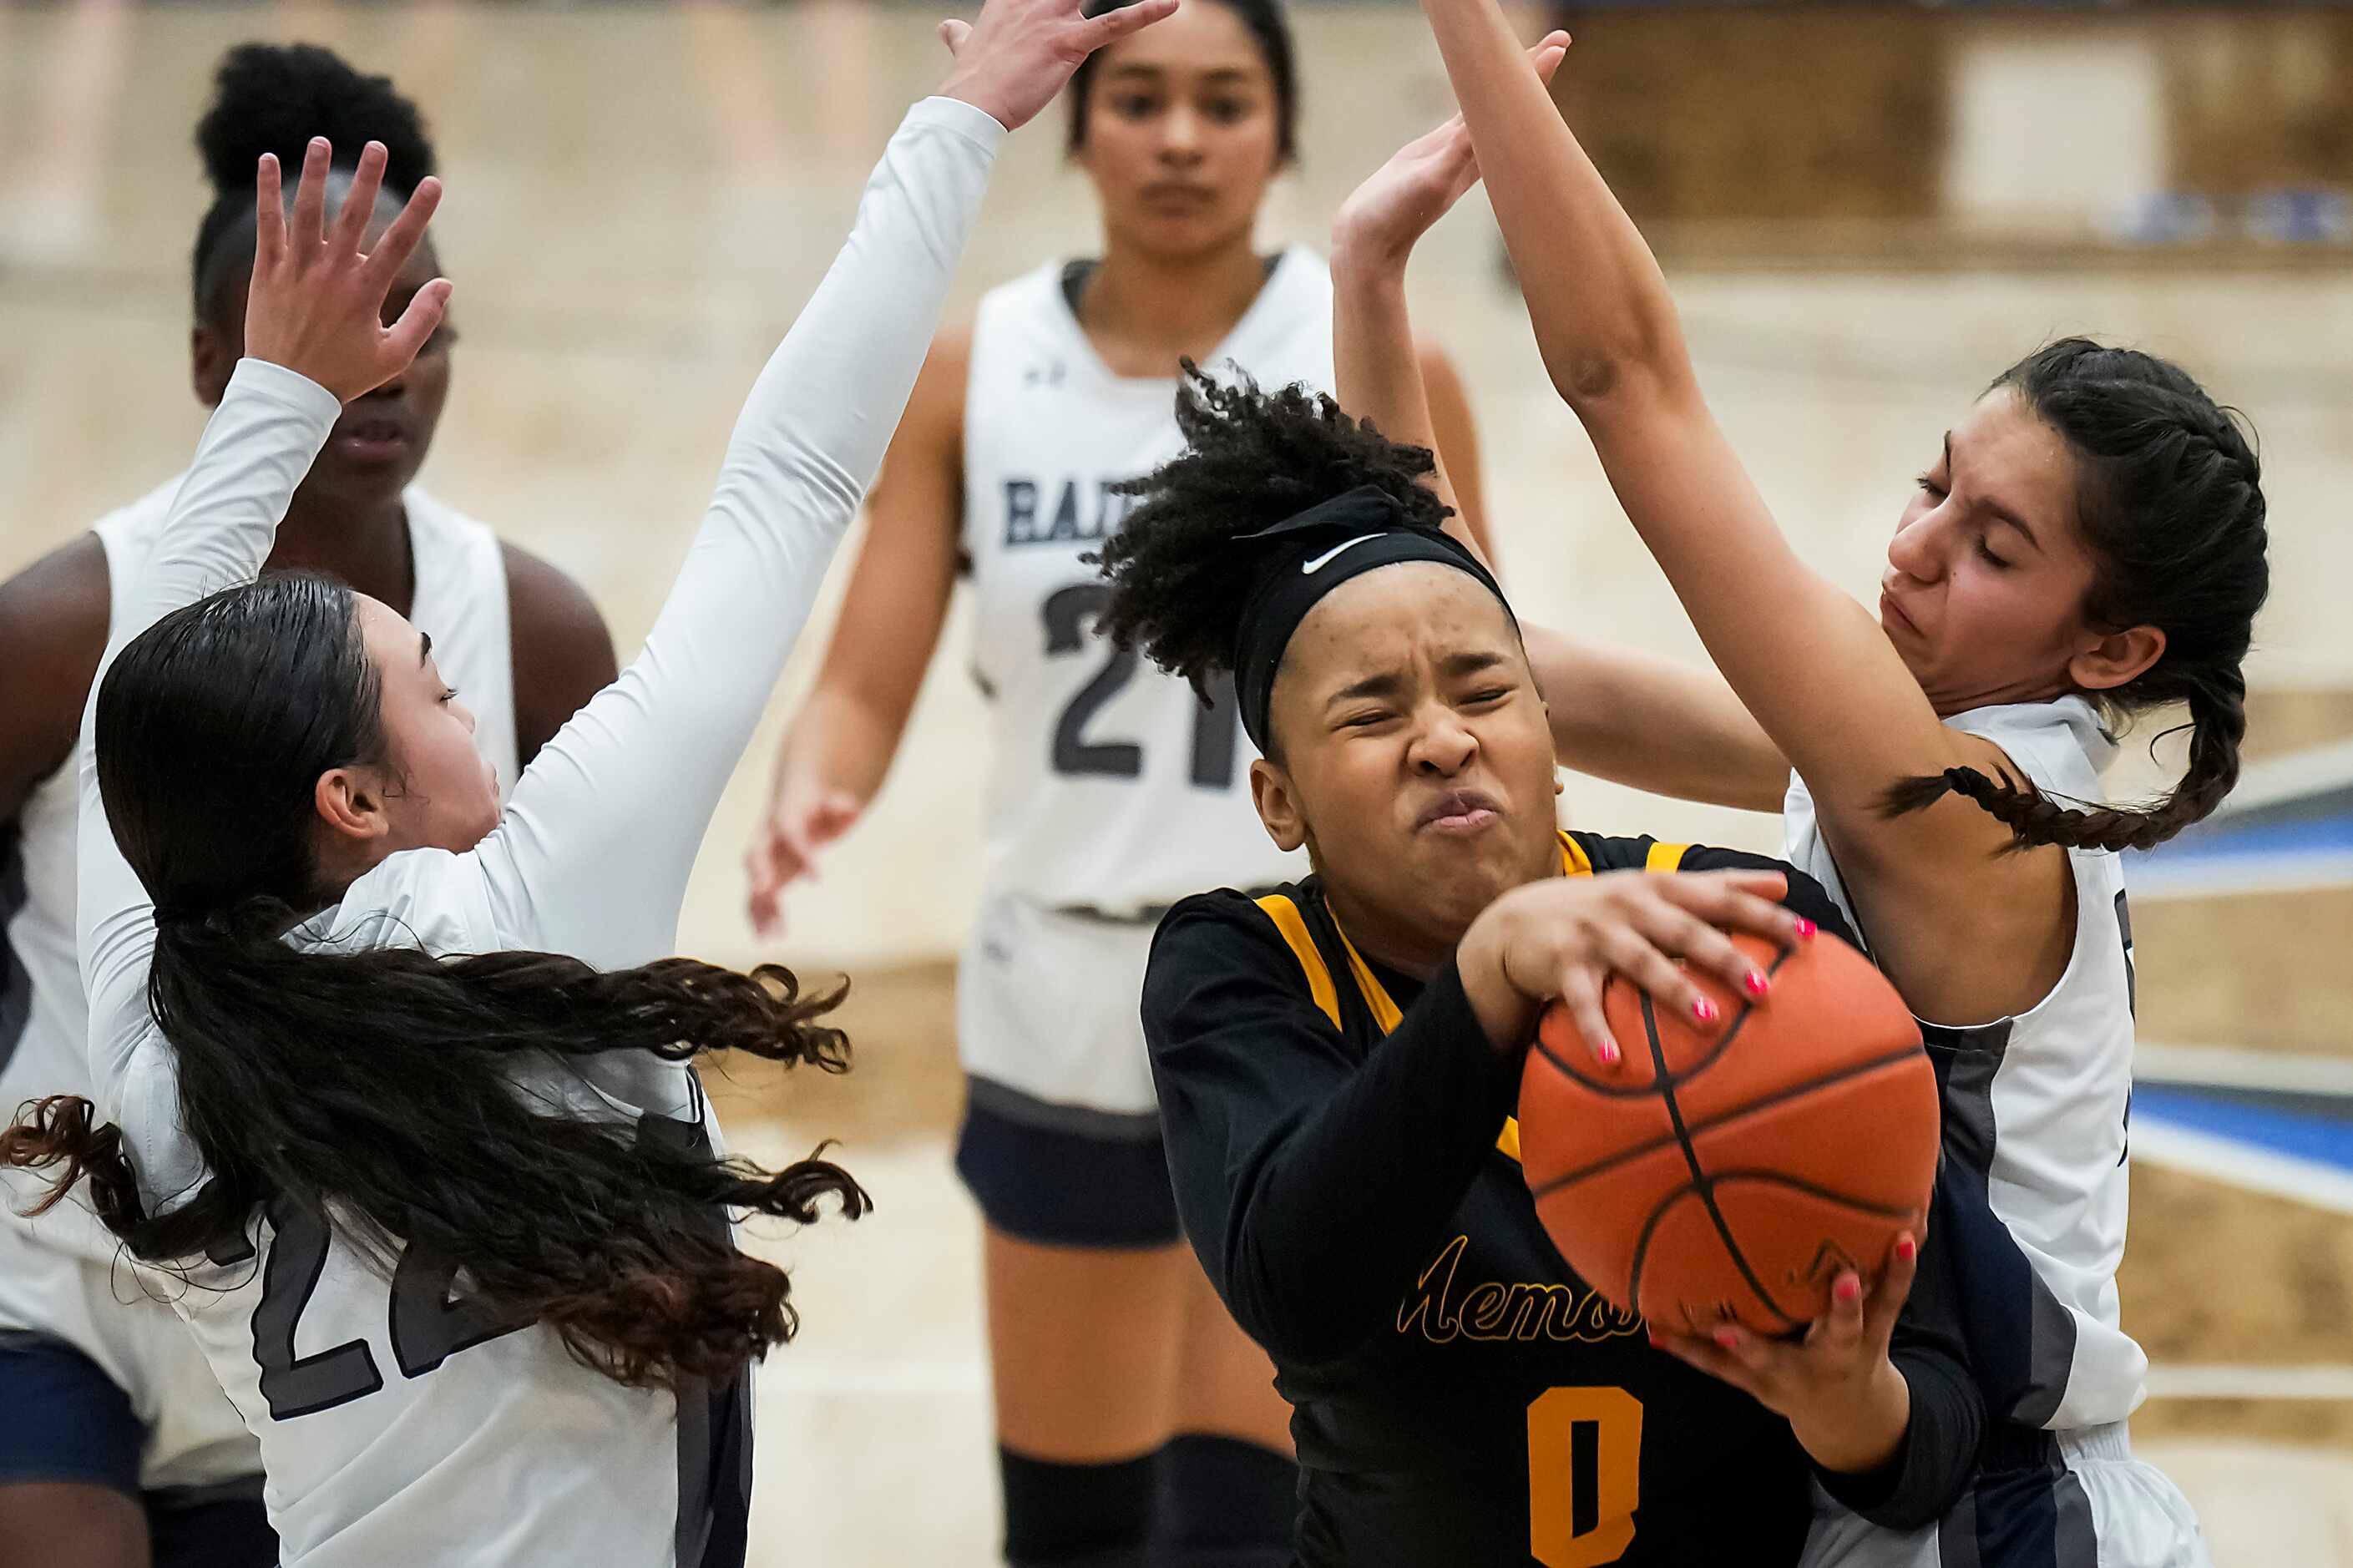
[0,1210,260,1491]
[957,890,1162,1120]
[1803,1423,2210,1568]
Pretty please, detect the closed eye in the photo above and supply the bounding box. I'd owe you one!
[1463,686,1512,706]
[1975,539,2010,569]
[439,686,461,705]
[1915,472,1947,500]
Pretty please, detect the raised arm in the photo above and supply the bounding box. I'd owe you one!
[79,141,448,1118]
[1329,83,1789,812]
[478,0,1173,969]
[1417,3,2002,842]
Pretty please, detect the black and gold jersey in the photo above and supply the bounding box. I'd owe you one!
[1141,830,1981,1568]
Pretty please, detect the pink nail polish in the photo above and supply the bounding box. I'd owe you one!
[1597,1040,1622,1067]
[1693,998,1719,1024]
[1743,971,1769,998]
[1897,1237,1917,1263]
[1713,1328,1740,1350]
[1794,918,1817,940]
[1834,1276,1861,1304]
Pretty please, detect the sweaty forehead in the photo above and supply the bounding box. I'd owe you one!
[1281,563,1517,692]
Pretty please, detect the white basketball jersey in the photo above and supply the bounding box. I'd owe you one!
[0,479,519,1267]
[1783,695,2148,1433]
[961,249,1330,914]
[158,852,746,1568]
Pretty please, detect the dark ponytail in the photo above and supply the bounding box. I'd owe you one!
[1090,361,1450,748]
[1,576,865,1390]
[190,43,437,319]
[1884,338,2269,853]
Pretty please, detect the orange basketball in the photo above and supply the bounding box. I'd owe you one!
[1519,930,1939,1336]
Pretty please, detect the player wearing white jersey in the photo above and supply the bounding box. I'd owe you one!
[744,3,1490,1560]
[0,45,613,1568]
[1347,11,2268,1566]
[0,5,1171,1559]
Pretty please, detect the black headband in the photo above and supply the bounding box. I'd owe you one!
[1229,484,1514,752]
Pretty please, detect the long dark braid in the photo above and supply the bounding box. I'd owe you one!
[1884,338,2269,852]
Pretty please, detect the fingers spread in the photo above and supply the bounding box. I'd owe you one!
[364,176,443,296]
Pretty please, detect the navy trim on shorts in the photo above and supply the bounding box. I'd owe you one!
[955,1077,1182,1249]
[0,1329,144,1495]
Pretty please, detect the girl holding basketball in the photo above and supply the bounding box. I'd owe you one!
[742,2,1489,1559]
[0,44,614,1568]
[1389,7,2257,1563]
[0,0,1166,1558]
[1097,358,1988,1565]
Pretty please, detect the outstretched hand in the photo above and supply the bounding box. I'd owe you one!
[1333,32,1569,267]
[937,0,1180,132]
[245,138,450,404]
[1650,1231,1921,1477]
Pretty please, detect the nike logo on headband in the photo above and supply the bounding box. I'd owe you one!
[1301,534,1384,574]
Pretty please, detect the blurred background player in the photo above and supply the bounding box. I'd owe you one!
[742,2,1491,1560]
[0,43,614,1568]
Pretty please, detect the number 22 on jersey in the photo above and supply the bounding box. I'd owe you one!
[1528,1386,1644,1567]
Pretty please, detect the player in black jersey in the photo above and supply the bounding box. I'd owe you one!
[1090,369,1985,1567]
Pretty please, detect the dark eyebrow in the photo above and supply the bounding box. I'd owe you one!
[1328,670,1405,708]
[1440,650,1509,680]
[418,630,433,669]
[1946,430,2044,552]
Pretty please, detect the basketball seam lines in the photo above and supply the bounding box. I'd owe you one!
[1529,943,1799,1100]
[1527,1044,1930,1198]
[1627,977,1798,1331]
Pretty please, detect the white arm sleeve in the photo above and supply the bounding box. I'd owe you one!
[472,96,1004,966]
[78,362,339,1139]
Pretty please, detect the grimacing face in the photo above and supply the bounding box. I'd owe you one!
[1881,387,2163,713]
[1248,564,1562,959]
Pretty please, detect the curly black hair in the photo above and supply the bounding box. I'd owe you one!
[190,43,438,318]
[1090,362,1451,754]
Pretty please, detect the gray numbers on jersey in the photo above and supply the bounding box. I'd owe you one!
[247,1199,521,1421]
[253,1200,386,1420]
[1040,583,1243,788]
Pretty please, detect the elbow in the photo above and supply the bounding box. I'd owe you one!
[1542,336,1693,423]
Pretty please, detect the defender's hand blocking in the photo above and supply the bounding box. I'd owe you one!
[1333,33,1569,268]
[937,0,1180,131]
[245,138,449,403]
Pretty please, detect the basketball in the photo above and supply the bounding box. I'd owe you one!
[1519,931,1940,1336]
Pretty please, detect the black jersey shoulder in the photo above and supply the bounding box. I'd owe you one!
[1564,829,1857,951]
[1151,878,1382,1044]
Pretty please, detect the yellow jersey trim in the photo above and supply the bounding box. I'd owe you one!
[1254,893,1342,1034]
[1644,841,1693,873]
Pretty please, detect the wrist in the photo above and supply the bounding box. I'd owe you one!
[1457,905,1536,1056]
[1793,1359,1911,1478]
[1328,230,1415,289]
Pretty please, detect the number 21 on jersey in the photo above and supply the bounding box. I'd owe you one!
[1528,1386,1643,1567]
[1041,583,1242,787]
